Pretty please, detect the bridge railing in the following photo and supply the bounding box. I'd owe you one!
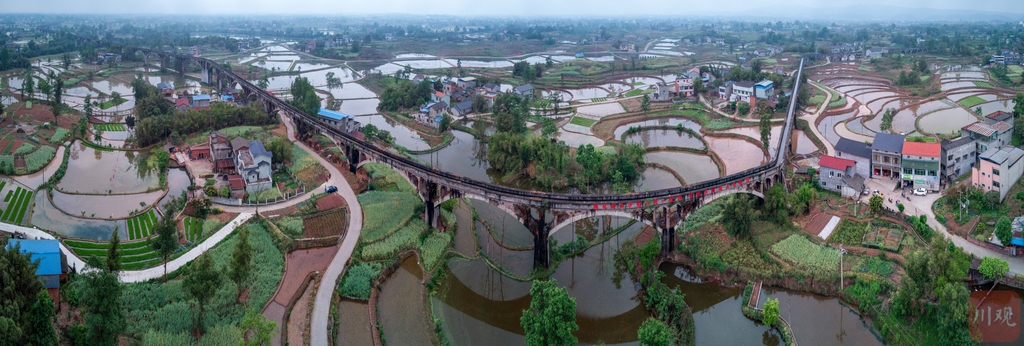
[150,48,806,209]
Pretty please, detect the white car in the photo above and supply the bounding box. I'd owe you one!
[913,188,927,196]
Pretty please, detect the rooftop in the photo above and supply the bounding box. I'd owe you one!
[963,121,1012,137]
[318,109,354,121]
[986,110,1012,122]
[835,138,871,158]
[980,145,1024,166]
[871,133,906,153]
[249,140,271,159]
[941,136,975,150]
[192,94,211,101]
[819,155,856,171]
[902,141,941,157]
[7,239,62,276]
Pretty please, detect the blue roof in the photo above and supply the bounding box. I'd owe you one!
[1013,237,1024,247]
[318,109,353,121]
[7,239,62,276]
[248,140,271,158]
[221,95,234,101]
[192,94,211,101]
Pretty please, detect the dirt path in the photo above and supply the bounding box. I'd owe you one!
[803,82,835,156]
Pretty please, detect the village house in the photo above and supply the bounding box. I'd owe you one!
[235,140,274,193]
[973,146,1024,202]
[174,97,191,112]
[870,133,906,178]
[834,138,871,178]
[7,239,67,305]
[818,155,863,197]
[191,94,211,109]
[452,100,474,117]
[431,90,451,108]
[318,109,361,133]
[754,80,775,99]
[157,82,174,97]
[209,132,235,173]
[962,121,1013,155]
[940,136,976,182]
[457,77,477,89]
[651,82,676,102]
[513,84,534,98]
[901,141,941,192]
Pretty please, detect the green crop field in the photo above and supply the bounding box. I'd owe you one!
[93,123,128,131]
[1,187,32,224]
[569,116,597,127]
[590,97,607,102]
[973,81,993,88]
[126,209,158,240]
[64,239,163,270]
[958,95,987,108]
[183,216,204,243]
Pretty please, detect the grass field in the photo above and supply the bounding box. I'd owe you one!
[126,209,158,240]
[973,81,993,88]
[625,89,646,97]
[93,123,127,131]
[590,97,607,102]
[64,238,164,270]
[569,116,597,127]
[183,216,204,243]
[858,65,873,72]
[1,187,32,225]
[958,95,987,108]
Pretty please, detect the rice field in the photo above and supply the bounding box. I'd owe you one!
[93,123,128,131]
[183,216,204,243]
[958,95,987,108]
[64,238,164,270]
[126,209,158,240]
[2,186,33,225]
[973,81,993,88]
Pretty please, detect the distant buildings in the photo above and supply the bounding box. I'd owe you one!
[719,79,774,103]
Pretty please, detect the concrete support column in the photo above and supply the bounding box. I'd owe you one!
[348,148,360,173]
[531,210,550,269]
[424,181,437,228]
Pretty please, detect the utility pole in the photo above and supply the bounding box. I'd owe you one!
[839,244,848,290]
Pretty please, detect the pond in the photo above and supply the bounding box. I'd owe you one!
[577,103,626,118]
[256,60,294,72]
[448,60,514,69]
[370,63,405,75]
[794,131,819,155]
[818,110,858,145]
[975,99,1015,115]
[941,81,980,91]
[636,167,682,191]
[378,256,435,346]
[31,192,127,241]
[756,288,884,346]
[416,130,492,183]
[50,189,164,219]
[336,99,379,116]
[565,88,610,100]
[328,82,377,99]
[395,53,437,59]
[393,59,451,70]
[89,80,135,96]
[613,118,701,138]
[56,142,160,194]
[718,126,782,157]
[706,136,766,175]
[358,115,430,151]
[918,107,979,135]
[890,100,953,134]
[644,150,720,185]
[158,168,190,210]
[335,298,374,345]
[624,129,705,149]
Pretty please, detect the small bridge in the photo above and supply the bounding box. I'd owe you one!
[131,47,806,268]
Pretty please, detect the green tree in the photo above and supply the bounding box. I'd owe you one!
[637,318,672,346]
[438,113,452,132]
[149,212,179,280]
[1013,93,1024,143]
[52,72,63,122]
[996,216,1013,246]
[937,282,975,345]
[38,75,52,102]
[0,243,46,344]
[22,70,34,99]
[257,74,269,90]
[762,298,780,326]
[229,226,253,301]
[869,195,883,213]
[105,228,121,272]
[239,308,277,346]
[763,184,789,224]
[540,117,557,138]
[978,257,1009,282]
[793,183,818,215]
[26,290,57,346]
[640,94,651,114]
[759,111,771,151]
[722,194,754,239]
[183,252,222,335]
[520,279,578,346]
[492,93,528,134]
[289,76,320,116]
[266,138,294,164]
[80,270,124,346]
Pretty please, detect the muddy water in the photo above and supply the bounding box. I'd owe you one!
[794,131,818,155]
[891,101,952,134]
[625,129,704,149]
[660,263,780,345]
[471,199,533,248]
[757,288,883,346]
[31,192,127,240]
[613,118,701,138]
[336,99,379,116]
[644,151,719,184]
[329,83,377,100]
[817,110,858,145]
[357,115,429,151]
[976,99,1015,115]
[918,107,979,135]
[452,200,478,257]
[416,130,492,183]
[706,137,766,175]
[57,142,160,194]
[157,168,190,209]
[566,88,610,100]
[636,167,682,191]
[336,299,374,346]
[51,190,164,219]
[378,256,433,346]
[719,126,782,157]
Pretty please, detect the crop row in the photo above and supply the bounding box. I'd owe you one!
[93,123,127,131]
[769,234,840,272]
[183,216,204,243]
[360,219,427,261]
[302,209,347,238]
[2,187,32,224]
[357,191,421,243]
[127,209,158,240]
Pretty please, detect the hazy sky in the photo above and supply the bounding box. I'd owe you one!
[1,0,1022,16]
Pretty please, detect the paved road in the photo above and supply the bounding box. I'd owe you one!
[862,178,1024,276]
[803,82,835,156]
[119,213,254,282]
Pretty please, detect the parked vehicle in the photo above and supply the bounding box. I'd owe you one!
[326,185,338,193]
[913,188,927,196]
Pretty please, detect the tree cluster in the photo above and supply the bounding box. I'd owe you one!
[133,102,275,147]
[379,79,432,112]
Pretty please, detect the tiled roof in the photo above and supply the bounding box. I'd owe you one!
[901,141,941,157]
[986,110,1012,122]
[249,140,271,159]
[835,138,871,158]
[963,121,1010,137]
[941,136,974,150]
[819,155,856,171]
[871,133,906,152]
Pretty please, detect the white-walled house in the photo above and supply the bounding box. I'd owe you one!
[235,140,274,193]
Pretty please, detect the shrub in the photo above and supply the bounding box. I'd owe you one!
[49,128,70,143]
[358,191,421,243]
[201,219,224,237]
[769,234,840,272]
[338,262,383,299]
[857,257,894,277]
[24,146,57,172]
[829,220,870,245]
[420,231,453,272]
[274,216,304,238]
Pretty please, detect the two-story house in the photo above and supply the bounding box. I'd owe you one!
[973,146,1024,202]
[209,132,235,173]
[834,138,871,178]
[901,141,941,191]
[940,136,976,182]
[754,80,775,100]
[870,133,905,178]
[962,121,1013,155]
[818,155,862,197]
[235,140,273,193]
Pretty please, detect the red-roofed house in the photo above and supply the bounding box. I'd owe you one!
[818,155,862,197]
[431,90,450,107]
[175,97,191,112]
[901,141,942,191]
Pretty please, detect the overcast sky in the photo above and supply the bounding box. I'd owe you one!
[1,0,1022,16]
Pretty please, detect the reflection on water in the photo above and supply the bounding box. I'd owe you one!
[358,115,429,151]
[51,189,163,219]
[625,129,704,149]
[613,118,701,138]
[757,288,883,346]
[378,256,433,346]
[31,192,127,240]
[57,142,159,194]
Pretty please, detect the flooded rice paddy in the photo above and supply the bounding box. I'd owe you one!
[644,151,720,184]
[57,142,160,194]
